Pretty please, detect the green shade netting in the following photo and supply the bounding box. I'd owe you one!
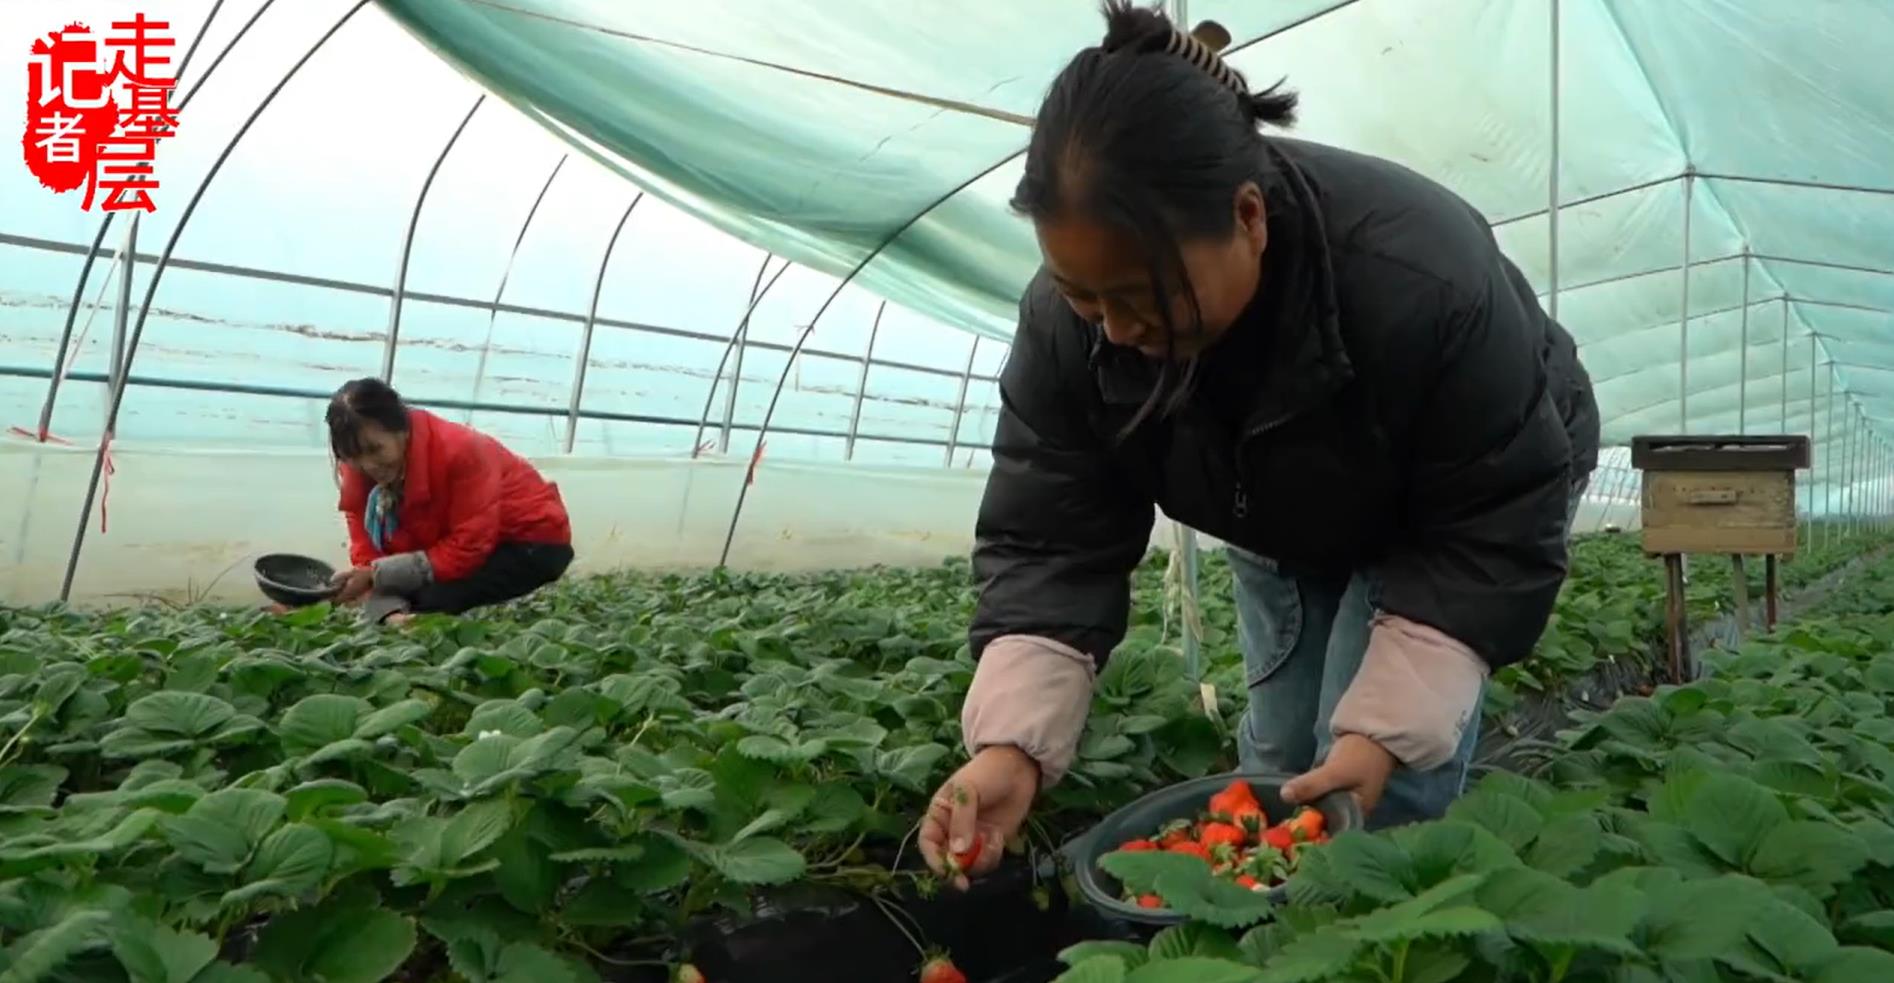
[381,0,1894,463]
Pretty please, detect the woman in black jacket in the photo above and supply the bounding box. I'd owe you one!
[921,1,1600,887]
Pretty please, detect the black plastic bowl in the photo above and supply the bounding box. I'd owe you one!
[255,553,339,607]
[1063,772,1362,927]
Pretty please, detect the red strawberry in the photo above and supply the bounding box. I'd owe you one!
[1227,802,1266,836]
[1156,818,1197,849]
[1208,779,1260,819]
[1118,838,1159,852]
[1137,894,1164,909]
[1167,840,1213,863]
[1289,807,1326,840]
[1199,822,1246,850]
[920,956,968,983]
[1235,874,1262,890]
[1262,825,1296,852]
[946,835,983,877]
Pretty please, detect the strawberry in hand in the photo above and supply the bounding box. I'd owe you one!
[943,834,984,880]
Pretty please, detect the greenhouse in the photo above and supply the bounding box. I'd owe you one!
[7,1,1894,981]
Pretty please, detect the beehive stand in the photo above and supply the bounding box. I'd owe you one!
[1631,435,1812,684]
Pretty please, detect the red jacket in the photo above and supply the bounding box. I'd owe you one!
[338,409,570,582]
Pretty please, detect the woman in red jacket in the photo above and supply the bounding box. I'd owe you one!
[325,378,574,624]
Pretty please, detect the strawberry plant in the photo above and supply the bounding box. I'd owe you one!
[1048,545,1894,983]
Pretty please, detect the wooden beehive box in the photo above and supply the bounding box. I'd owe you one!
[1632,435,1811,556]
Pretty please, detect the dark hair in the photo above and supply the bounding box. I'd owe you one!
[1013,0,1297,436]
[326,377,410,460]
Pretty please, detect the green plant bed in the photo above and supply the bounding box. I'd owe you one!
[0,530,1887,981]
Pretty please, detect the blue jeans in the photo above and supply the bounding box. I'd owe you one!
[1232,482,1588,829]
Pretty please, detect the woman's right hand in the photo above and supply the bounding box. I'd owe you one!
[919,745,1040,890]
[331,566,374,605]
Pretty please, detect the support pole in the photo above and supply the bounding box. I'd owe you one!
[1547,0,1562,322]
[1808,333,1819,545]
[1852,406,1865,535]
[1843,398,1856,537]
[1765,553,1779,628]
[1778,300,1790,433]
[1852,414,1863,537]
[107,217,138,434]
[1737,251,1751,434]
[1679,171,1695,432]
[1665,553,1689,683]
[1168,0,1205,687]
[1824,366,1835,547]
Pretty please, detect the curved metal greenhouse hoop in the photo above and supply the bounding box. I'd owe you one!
[384,94,487,380]
[564,192,644,453]
[714,157,1018,568]
[466,154,570,418]
[689,253,789,455]
[59,0,376,602]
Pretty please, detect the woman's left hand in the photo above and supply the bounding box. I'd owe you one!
[1280,733,1399,816]
[332,566,374,605]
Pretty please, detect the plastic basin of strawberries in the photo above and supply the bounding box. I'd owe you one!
[1065,772,1362,925]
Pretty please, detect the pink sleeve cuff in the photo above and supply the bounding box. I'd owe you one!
[961,635,1096,788]
[1329,614,1488,771]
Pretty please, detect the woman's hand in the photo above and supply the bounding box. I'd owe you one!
[1280,733,1399,815]
[919,745,1040,890]
[331,566,374,605]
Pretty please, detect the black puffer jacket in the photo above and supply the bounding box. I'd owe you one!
[969,138,1600,672]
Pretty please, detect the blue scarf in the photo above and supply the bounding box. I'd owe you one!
[365,483,400,552]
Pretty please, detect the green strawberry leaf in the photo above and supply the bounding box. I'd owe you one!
[1474,866,1641,953]
[252,899,415,983]
[111,918,218,983]
[161,788,287,875]
[279,694,370,753]
[1254,929,1363,983]
[1052,957,1128,983]
[1683,773,1787,865]
[1123,957,1261,983]
[1059,941,1148,971]
[1446,789,1545,851]
[221,823,334,906]
[1746,821,1870,893]
[1148,923,1242,962]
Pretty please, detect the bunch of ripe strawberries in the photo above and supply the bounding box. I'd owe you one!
[1112,778,1332,908]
